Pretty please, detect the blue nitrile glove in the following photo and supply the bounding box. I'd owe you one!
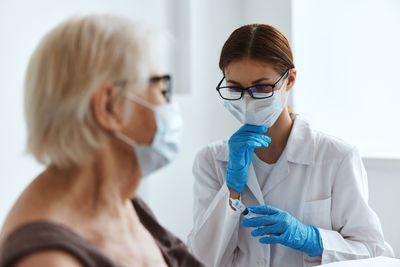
[226,124,271,193]
[241,205,323,258]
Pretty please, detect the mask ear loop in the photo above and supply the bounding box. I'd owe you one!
[114,93,158,147]
[125,93,156,110]
[114,131,137,147]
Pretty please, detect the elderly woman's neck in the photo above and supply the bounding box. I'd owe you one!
[48,146,142,216]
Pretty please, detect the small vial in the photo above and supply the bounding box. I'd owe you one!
[230,198,256,218]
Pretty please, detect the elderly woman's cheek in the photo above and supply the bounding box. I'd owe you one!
[128,104,157,145]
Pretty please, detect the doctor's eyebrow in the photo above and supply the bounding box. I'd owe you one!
[226,77,272,86]
[251,77,271,84]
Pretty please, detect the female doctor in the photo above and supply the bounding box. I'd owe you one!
[187,24,386,267]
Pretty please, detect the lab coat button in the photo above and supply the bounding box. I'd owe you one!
[258,259,266,267]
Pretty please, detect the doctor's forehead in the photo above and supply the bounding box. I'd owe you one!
[224,58,279,84]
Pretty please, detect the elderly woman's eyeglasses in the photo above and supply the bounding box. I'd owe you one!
[216,69,289,100]
[150,75,172,102]
[114,74,172,102]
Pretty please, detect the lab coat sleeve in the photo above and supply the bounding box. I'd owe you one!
[318,147,385,264]
[187,146,242,267]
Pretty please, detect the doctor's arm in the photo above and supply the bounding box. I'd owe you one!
[318,147,385,264]
[187,146,242,267]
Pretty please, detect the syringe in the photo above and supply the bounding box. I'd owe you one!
[230,198,256,218]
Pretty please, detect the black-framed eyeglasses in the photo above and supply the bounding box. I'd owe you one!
[216,69,290,100]
[114,74,172,102]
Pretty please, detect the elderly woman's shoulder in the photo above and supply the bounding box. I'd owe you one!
[0,175,89,267]
[0,175,58,243]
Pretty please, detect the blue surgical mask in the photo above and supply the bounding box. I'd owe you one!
[115,94,183,177]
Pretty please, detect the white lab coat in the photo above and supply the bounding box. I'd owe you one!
[187,116,385,267]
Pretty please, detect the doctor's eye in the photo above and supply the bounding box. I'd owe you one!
[252,85,273,94]
[249,85,274,98]
[226,87,243,92]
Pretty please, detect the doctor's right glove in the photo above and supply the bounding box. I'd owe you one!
[226,124,271,193]
[241,205,323,258]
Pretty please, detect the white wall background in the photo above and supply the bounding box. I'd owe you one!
[365,159,400,257]
[0,0,399,259]
[291,0,400,158]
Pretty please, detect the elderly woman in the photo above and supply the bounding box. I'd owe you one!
[0,15,202,267]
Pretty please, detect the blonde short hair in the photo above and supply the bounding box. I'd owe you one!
[24,14,153,169]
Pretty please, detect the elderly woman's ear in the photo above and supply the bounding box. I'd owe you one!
[91,82,125,132]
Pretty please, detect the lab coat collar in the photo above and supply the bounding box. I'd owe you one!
[215,141,229,162]
[286,115,315,165]
[215,116,315,165]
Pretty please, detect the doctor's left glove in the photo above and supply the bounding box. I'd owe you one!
[241,205,323,258]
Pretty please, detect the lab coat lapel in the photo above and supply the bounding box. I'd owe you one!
[246,163,265,205]
[262,116,315,197]
[262,150,290,197]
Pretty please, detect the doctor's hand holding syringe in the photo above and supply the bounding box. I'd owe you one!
[226,124,323,258]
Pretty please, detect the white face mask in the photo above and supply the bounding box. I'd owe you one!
[115,94,183,177]
[224,87,285,127]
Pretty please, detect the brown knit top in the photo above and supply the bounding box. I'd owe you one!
[0,197,203,267]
